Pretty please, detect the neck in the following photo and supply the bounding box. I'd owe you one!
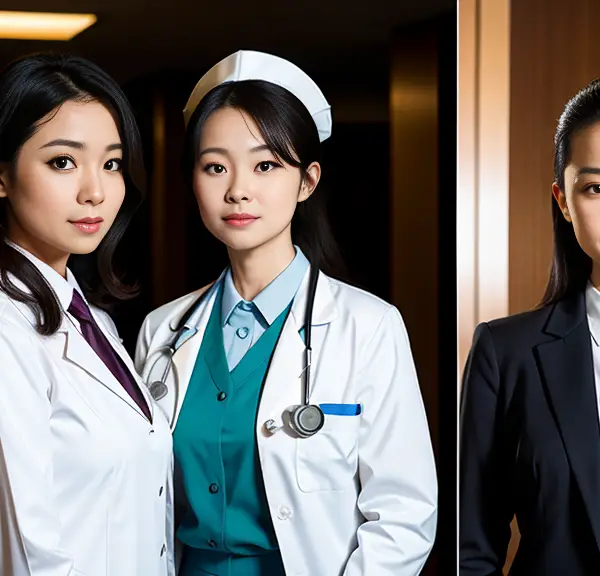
[228,236,296,301]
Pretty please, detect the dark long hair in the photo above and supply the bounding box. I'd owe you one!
[0,53,145,335]
[182,79,346,279]
[541,78,600,306]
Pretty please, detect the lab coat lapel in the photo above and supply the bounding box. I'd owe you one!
[55,317,148,419]
[171,280,223,426]
[257,271,338,427]
[6,268,153,420]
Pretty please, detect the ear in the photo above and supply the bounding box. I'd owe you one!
[0,163,10,199]
[298,162,321,202]
[552,182,571,223]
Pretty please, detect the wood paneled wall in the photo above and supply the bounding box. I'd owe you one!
[509,0,600,314]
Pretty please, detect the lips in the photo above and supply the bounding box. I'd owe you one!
[223,213,257,221]
[222,213,259,228]
[69,217,104,235]
[70,217,104,224]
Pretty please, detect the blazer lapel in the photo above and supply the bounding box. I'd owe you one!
[536,292,600,551]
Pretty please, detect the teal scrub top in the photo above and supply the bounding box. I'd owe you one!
[174,282,305,574]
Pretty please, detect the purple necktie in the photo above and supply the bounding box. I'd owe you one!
[68,290,151,420]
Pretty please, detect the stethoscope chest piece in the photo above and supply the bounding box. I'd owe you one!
[149,381,168,401]
[290,404,325,438]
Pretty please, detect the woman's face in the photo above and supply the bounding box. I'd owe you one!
[192,106,320,256]
[0,100,125,273]
[553,121,600,280]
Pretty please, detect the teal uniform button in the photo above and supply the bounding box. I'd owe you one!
[209,483,219,494]
[217,391,227,401]
[236,326,249,339]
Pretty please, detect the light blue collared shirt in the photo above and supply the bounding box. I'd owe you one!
[221,247,309,370]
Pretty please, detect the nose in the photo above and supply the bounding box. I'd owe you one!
[226,169,254,204]
[77,167,105,206]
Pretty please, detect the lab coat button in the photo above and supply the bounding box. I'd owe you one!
[159,486,164,496]
[160,544,166,556]
[236,326,249,339]
[209,483,219,494]
[149,429,155,435]
[277,505,292,520]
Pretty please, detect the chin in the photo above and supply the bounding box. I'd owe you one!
[212,228,258,251]
[223,240,261,253]
[218,235,263,253]
[67,238,105,255]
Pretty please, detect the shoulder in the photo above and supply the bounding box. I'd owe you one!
[0,291,47,355]
[326,276,404,337]
[478,304,554,352]
[462,304,558,385]
[0,290,37,335]
[141,282,214,335]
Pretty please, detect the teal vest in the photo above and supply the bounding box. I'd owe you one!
[174,282,288,576]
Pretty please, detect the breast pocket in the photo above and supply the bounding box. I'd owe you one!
[295,412,361,492]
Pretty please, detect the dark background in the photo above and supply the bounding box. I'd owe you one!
[0,1,457,573]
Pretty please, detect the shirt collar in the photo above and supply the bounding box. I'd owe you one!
[221,246,310,327]
[5,240,86,311]
[586,280,600,347]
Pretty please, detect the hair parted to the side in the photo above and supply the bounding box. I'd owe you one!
[540,78,600,306]
[181,79,347,281]
[0,52,146,335]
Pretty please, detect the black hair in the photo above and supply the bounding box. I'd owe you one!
[541,78,600,306]
[181,79,346,279]
[0,53,145,335]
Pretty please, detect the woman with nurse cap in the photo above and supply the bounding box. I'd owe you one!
[135,49,438,576]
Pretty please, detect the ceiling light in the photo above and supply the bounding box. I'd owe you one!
[0,11,97,41]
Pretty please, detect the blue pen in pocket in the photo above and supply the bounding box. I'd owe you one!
[319,403,362,416]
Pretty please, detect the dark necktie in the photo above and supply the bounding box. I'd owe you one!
[68,290,151,420]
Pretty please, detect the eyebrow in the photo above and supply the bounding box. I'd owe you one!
[198,144,271,158]
[576,166,600,177]
[40,139,122,152]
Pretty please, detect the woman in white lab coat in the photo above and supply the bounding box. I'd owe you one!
[135,50,437,576]
[0,54,174,575]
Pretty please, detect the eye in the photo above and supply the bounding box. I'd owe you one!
[205,163,226,174]
[256,161,280,173]
[49,156,75,171]
[104,158,122,172]
[588,184,600,194]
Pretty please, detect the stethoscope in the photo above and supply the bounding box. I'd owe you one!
[148,264,325,438]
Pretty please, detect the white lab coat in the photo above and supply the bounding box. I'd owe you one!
[135,269,437,576]
[0,256,175,575]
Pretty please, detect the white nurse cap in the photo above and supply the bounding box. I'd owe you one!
[183,50,332,142]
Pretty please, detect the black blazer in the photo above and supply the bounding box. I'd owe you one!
[460,291,600,575]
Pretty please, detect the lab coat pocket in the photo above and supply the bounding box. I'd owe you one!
[295,413,361,492]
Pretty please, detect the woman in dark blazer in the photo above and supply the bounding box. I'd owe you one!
[460,78,600,575]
